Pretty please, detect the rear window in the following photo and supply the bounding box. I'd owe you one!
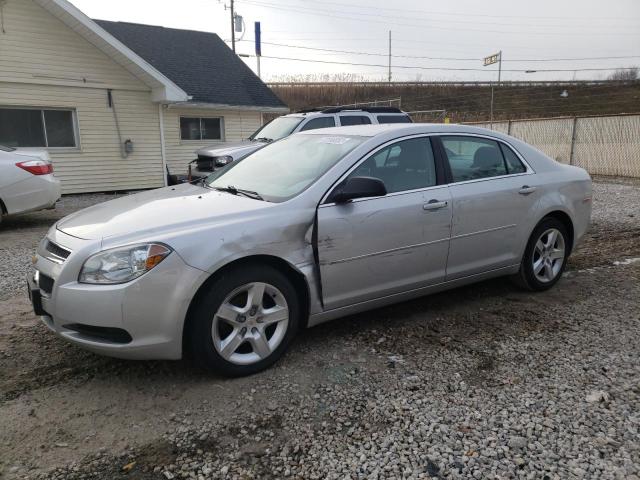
[377,115,412,124]
[339,116,372,126]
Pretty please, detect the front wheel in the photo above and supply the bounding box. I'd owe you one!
[188,265,300,376]
[515,217,569,291]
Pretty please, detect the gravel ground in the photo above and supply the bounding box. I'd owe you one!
[0,177,639,480]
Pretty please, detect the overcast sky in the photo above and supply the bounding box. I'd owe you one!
[71,0,640,82]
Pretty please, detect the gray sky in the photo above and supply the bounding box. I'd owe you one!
[71,0,640,82]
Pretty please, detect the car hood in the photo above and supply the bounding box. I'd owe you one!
[56,183,271,241]
[196,140,266,159]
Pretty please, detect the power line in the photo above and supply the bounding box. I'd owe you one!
[238,0,640,36]
[258,55,639,73]
[238,39,640,63]
[276,0,640,23]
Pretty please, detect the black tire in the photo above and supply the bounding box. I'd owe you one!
[188,264,301,376]
[514,217,569,291]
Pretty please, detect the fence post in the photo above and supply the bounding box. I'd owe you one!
[569,117,578,165]
[507,120,512,135]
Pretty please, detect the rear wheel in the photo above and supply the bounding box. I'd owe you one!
[515,217,569,291]
[188,265,300,376]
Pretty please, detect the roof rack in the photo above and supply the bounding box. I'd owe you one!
[294,106,405,114]
[321,106,404,114]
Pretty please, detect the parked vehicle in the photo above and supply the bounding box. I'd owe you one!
[29,124,591,376]
[189,107,412,178]
[0,146,61,224]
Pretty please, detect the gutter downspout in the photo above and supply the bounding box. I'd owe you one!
[158,104,168,187]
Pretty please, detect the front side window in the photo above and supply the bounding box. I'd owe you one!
[339,115,372,126]
[206,134,364,202]
[441,136,507,182]
[347,137,437,194]
[0,108,77,148]
[180,117,223,141]
[299,117,336,131]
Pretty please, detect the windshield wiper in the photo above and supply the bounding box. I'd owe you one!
[254,137,273,143]
[214,185,264,201]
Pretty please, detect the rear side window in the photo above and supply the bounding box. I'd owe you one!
[500,144,527,174]
[299,117,336,131]
[339,116,372,126]
[376,115,412,124]
[441,136,506,182]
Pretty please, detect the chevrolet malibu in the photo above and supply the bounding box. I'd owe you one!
[29,124,591,376]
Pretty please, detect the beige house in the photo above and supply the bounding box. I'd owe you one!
[0,0,287,193]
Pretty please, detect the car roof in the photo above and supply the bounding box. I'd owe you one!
[297,123,562,173]
[296,123,503,138]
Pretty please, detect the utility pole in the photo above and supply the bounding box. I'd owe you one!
[388,30,392,83]
[230,0,236,53]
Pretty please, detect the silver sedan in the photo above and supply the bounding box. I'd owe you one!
[30,124,592,376]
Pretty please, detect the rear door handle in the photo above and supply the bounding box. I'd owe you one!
[423,200,448,211]
[518,185,537,195]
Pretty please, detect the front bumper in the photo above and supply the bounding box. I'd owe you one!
[29,231,207,360]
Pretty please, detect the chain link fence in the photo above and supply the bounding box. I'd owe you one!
[467,113,640,177]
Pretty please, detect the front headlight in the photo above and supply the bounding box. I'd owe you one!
[214,155,233,167]
[79,243,172,284]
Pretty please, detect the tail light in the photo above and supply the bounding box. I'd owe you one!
[16,160,54,175]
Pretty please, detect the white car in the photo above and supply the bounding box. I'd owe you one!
[190,107,413,178]
[0,146,61,223]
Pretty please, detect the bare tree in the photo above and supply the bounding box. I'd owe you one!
[608,67,639,81]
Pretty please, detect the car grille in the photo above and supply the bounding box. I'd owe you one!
[44,240,71,263]
[38,272,54,295]
[196,155,214,172]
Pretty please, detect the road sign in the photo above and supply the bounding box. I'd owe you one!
[255,21,261,57]
[484,53,500,66]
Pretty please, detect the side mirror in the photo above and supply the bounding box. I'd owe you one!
[330,176,387,204]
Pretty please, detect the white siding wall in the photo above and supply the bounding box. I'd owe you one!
[163,107,262,175]
[0,0,271,192]
[0,83,165,193]
[0,0,165,193]
[0,0,147,91]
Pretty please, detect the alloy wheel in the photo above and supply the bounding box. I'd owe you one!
[532,228,566,283]
[211,282,289,365]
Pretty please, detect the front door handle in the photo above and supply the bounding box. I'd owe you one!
[519,185,537,195]
[423,200,448,211]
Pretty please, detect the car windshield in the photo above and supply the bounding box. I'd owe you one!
[206,134,365,202]
[249,117,303,142]
[0,145,16,152]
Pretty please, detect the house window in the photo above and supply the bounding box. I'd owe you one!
[180,117,223,141]
[0,107,78,148]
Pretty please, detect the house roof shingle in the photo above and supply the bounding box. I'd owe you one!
[95,20,286,110]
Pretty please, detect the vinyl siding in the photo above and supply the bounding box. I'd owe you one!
[0,0,267,192]
[0,0,147,91]
[0,0,164,194]
[0,82,165,194]
[163,107,262,176]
